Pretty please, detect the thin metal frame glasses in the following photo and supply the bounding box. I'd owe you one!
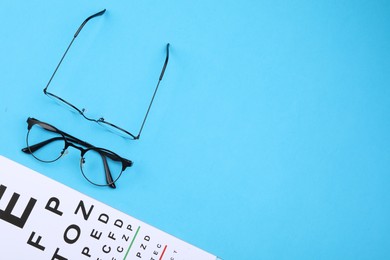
[43,9,170,140]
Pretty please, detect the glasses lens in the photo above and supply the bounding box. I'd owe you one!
[97,120,134,139]
[80,149,123,186]
[46,92,84,115]
[27,123,66,162]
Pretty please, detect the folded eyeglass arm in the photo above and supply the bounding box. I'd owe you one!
[101,156,115,188]
[21,137,64,154]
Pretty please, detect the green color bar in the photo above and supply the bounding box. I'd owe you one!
[123,226,141,260]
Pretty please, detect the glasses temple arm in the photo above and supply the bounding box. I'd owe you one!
[159,43,170,80]
[74,9,106,37]
[21,137,65,154]
[136,43,170,139]
[100,155,116,189]
[43,36,74,94]
[43,9,106,94]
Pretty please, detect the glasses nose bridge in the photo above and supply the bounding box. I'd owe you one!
[66,142,87,156]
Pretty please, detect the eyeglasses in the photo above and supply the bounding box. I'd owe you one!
[21,117,133,188]
[43,9,170,140]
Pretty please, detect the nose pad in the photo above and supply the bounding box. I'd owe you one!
[61,149,69,157]
[80,157,86,168]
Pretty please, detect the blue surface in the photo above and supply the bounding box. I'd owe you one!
[1,1,390,259]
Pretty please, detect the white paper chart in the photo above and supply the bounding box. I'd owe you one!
[0,156,220,260]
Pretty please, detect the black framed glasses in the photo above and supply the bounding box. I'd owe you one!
[21,117,133,188]
[43,9,170,140]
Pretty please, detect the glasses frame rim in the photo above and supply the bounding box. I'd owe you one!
[22,117,133,188]
[26,127,66,163]
[43,9,170,140]
[79,147,126,187]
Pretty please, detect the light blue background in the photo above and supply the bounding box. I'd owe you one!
[1,1,389,259]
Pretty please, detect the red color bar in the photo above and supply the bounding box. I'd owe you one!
[159,245,168,260]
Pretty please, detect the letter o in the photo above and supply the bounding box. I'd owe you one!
[64,224,81,244]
